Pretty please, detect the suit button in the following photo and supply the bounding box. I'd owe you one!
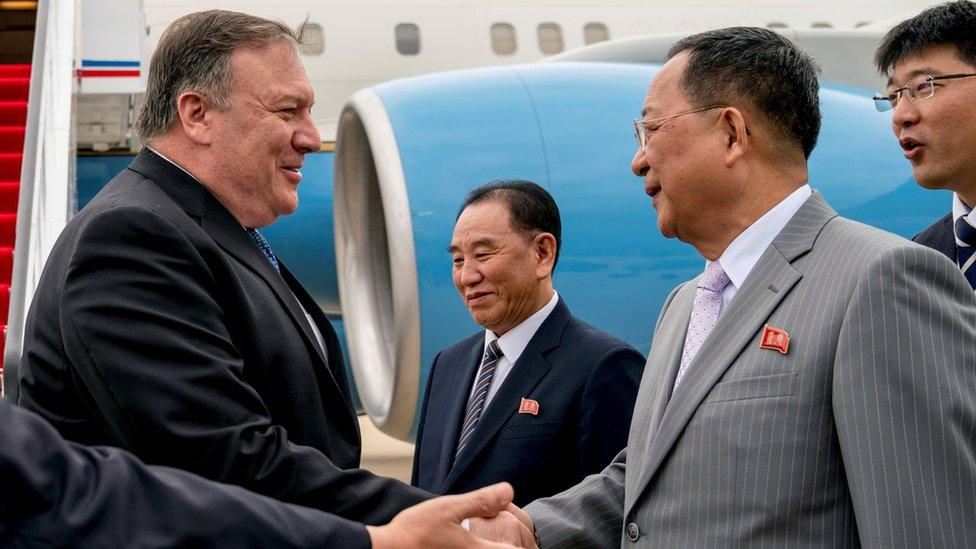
[626,522,640,541]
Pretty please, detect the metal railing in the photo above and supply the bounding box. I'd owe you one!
[2,0,76,400]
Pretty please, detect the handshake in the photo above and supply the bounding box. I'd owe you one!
[367,483,539,549]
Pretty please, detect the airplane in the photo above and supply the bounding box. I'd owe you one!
[1,1,943,448]
[75,0,936,145]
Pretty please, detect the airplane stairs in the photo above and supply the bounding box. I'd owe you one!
[0,64,30,386]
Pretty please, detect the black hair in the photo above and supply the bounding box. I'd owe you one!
[875,1,976,76]
[457,179,562,269]
[667,26,822,159]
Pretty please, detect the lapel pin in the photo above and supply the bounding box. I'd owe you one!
[518,398,539,415]
[759,324,790,354]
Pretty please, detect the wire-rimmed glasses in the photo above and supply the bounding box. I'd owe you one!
[633,105,727,149]
[873,73,976,112]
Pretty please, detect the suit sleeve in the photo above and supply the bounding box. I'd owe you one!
[525,286,679,547]
[576,345,644,477]
[0,399,370,548]
[833,244,976,547]
[55,207,429,524]
[411,351,442,487]
[525,448,627,548]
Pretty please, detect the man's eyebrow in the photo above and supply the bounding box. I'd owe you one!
[274,94,312,106]
[641,101,665,119]
[446,238,496,254]
[887,67,942,87]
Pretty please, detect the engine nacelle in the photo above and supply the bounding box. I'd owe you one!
[335,61,938,440]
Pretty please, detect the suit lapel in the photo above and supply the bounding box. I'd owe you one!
[917,214,955,261]
[441,299,569,492]
[627,281,695,473]
[199,203,335,377]
[433,340,485,489]
[129,150,336,385]
[625,193,836,515]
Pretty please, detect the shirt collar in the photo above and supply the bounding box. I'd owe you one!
[714,184,812,290]
[952,193,975,246]
[484,291,559,365]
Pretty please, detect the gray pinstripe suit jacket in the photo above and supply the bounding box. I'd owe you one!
[526,193,976,548]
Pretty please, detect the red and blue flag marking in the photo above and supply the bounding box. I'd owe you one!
[78,60,140,78]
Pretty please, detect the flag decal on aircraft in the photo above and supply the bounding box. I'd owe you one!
[78,60,140,78]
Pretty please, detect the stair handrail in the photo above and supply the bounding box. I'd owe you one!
[2,0,77,401]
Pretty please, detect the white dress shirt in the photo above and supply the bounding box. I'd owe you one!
[711,184,812,308]
[469,291,559,407]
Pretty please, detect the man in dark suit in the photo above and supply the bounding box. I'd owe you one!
[874,1,976,286]
[14,9,435,525]
[412,180,644,506]
[0,397,522,548]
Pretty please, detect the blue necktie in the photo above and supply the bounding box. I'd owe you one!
[455,340,502,457]
[954,217,976,290]
[247,228,280,273]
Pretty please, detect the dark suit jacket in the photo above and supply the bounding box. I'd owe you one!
[913,212,955,260]
[16,149,429,524]
[411,298,644,506]
[0,398,370,548]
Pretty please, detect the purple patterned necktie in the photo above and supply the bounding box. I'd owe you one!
[674,261,732,389]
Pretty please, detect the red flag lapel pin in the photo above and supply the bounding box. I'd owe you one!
[759,324,790,354]
[519,398,540,415]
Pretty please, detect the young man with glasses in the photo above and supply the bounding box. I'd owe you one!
[875,1,976,288]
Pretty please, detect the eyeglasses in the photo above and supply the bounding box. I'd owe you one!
[873,73,976,112]
[633,105,726,149]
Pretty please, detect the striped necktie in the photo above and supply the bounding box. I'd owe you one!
[456,340,502,457]
[247,228,280,273]
[954,217,976,290]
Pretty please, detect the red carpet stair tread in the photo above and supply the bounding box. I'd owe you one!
[0,64,29,385]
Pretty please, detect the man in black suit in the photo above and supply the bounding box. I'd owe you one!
[874,1,976,286]
[14,9,435,525]
[412,180,644,506]
[0,397,522,548]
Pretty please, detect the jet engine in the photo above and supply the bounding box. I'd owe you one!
[332,61,934,439]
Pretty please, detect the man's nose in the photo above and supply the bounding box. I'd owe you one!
[631,147,649,177]
[891,97,921,129]
[458,261,483,286]
[294,112,322,153]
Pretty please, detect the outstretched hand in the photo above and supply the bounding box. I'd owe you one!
[469,502,537,548]
[367,482,532,548]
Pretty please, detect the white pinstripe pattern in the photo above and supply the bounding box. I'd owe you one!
[526,194,976,548]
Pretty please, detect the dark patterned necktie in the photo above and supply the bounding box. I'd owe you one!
[954,217,976,290]
[456,340,502,457]
[247,228,280,273]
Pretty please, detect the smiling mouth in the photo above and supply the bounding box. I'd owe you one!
[466,291,491,305]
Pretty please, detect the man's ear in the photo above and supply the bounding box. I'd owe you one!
[720,107,750,167]
[176,91,214,146]
[533,232,557,278]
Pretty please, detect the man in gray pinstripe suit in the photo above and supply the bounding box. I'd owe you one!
[473,26,976,548]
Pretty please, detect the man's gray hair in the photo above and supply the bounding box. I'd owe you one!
[135,10,306,143]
